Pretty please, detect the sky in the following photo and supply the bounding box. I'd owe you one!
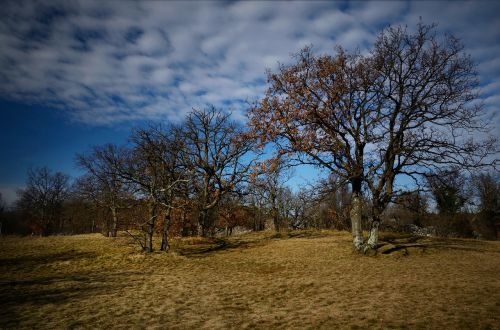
[0,0,499,205]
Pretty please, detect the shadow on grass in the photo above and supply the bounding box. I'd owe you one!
[0,251,97,267]
[378,233,499,255]
[0,270,141,328]
[176,237,257,257]
[175,230,335,257]
[269,230,333,240]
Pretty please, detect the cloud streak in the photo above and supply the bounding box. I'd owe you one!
[0,0,498,130]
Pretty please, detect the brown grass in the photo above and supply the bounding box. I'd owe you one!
[1,230,499,329]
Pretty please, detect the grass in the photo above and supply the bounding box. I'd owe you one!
[0,230,499,329]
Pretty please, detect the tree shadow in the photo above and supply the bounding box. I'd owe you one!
[0,251,97,267]
[176,230,333,257]
[176,238,255,257]
[0,269,142,328]
[378,234,499,255]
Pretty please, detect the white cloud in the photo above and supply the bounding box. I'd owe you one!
[0,0,498,137]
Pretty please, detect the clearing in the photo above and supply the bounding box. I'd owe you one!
[0,230,499,329]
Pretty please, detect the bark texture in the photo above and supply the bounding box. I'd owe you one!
[350,194,364,251]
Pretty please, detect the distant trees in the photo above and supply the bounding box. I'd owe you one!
[3,22,497,254]
[248,23,496,252]
[250,157,292,232]
[389,190,428,228]
[72,107,255,251]
[16,167,69,236]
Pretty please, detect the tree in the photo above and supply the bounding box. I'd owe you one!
[216,193,251,236]
[472,172,499,239]
[248,23,496,252]
[116,125,188,252]
[390,190,428,228]
[17,167,69,235]
[312,175,352,230]
[182,106,255,237]
[76,144,134,237]
[427,169,473,237]
[427,170,468,215]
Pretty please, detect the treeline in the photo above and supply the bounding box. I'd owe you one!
[1,107,498,248]
[1,23,499,251]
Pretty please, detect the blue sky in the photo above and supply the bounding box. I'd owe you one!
[0,0,499,205]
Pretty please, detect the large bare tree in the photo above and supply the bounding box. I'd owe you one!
[248,23,496,253]
[112,125,188,252]
[182,106,255,237]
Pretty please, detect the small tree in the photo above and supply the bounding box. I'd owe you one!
[76,144,134,237]
[427,170,468,215]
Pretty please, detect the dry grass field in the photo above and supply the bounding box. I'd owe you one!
[1,230,499,329]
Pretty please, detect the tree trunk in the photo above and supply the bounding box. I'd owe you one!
[110,207,118,237]
[365,216,380,252]
[272,208,280,232]
[160,210,171,252]
[198,210,206,237]
[144,203,157,253]
[350,194,364,251]
[350,178,364,251]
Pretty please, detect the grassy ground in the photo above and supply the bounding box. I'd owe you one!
[0,230,499,329]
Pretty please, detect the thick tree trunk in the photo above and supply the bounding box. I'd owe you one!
[110,207,118,238]
[350,193,364,251]
[349,178,364,251]
[364,204,384,253]
[365,218,380,251]
[199,209,216,237]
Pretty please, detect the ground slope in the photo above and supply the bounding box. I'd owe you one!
[0,231,499,329]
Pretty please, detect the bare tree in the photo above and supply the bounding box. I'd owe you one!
[113,125,188,252]
[312,175,352,230]
[76,144,134,237]
[251,157,292,232]
[17,166,69,235]
[182,106,255,237]
[217,192,251,236]
[248,23,496,253]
